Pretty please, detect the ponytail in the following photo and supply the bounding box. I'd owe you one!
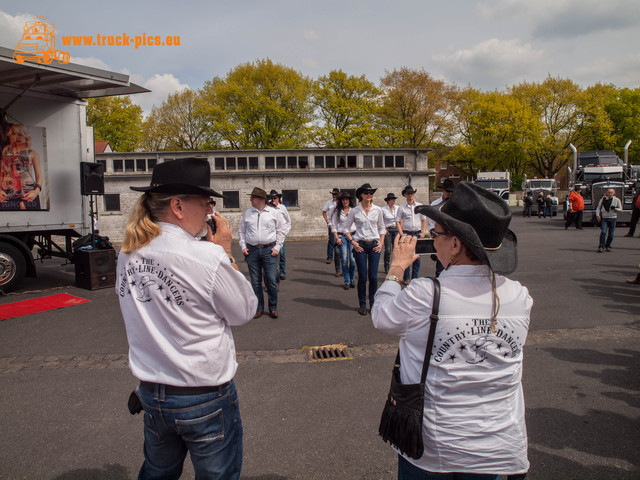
[121,193,175,253]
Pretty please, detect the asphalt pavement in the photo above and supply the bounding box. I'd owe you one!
[1,211,639,479]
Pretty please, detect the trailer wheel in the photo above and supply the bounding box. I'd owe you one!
[0,243,26,292]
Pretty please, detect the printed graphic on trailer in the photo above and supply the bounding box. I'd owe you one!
[0,122,49,211]
[13,17,70,65]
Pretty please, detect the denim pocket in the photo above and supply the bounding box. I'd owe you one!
[175,407,225,455]
[143,412,163,446]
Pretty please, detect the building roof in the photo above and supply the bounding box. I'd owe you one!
[0,46,149,99]
[94,140,112,153]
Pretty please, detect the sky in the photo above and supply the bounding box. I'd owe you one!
[2,0,639,116]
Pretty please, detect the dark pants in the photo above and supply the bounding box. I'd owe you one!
[384,227,398,272]
[523,205,531,217]
[628,208,640,236]
[327,226,342,272]
[353,242,380,308]
[397,455,500,480]
[565,210,583,229]
[245,245,278,311]
[403,232,421,281]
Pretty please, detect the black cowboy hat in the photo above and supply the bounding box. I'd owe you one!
[339,190,353,199]
[416,182,517,275]
[355,183,377,199]
[402,185,417,195]
[440,178,455,192]
[268,189,282,198]
[330,187,340,195]
[384,192,398,201]
[130,157,223,197]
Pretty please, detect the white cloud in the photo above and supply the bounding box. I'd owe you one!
[433,38,543,89]
[571,52,640,88]
[70,56,111,71]
[127,73,189,117]
[0,10,37,48]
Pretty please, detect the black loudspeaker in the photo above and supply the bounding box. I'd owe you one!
[80,162,105,195]
[74,249,116,290]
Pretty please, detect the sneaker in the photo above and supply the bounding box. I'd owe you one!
[350,283,355,288]
[624,233,633,237]
[279,274,286,280]
[343,284,350,290]
[358,306,367,315]
[606,247,612,252]
[597,247,604,253]
[325,259,332,264]
[627,278,640,285]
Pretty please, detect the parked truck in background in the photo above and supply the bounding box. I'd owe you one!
[522,175,559,216]
[567,142,638,224]
[474,171,511,203]
[0,47,146,291]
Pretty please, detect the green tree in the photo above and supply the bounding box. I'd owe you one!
[86,96,142,152]
[139,89,218,151]
[605,87,640,163]
[311,70,382,148]
[200,59,314,149]
[576,83,617,152]
[378,68,458,149]
[511,76,585,177]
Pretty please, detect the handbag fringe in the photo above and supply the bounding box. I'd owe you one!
[378,397,424,459]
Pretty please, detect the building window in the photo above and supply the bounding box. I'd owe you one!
[337,155,347,168]
[282,189,298,207]
[226,157,236,170]
[384,155,394,168]
[363,155,373,168]
[214,157,225,171]
[136,159,146,171]
[103,194,120,211]
[287,156,298,169]
[113,159,123,172]
[222,191,240,209]
[148,158,157,170]
[237,157,247,170]
[249,157,258,169]
[440,163,448,170]
[374,155,383,168]
[125,159,135,172]
[276,156,286,169]
[315,156,324,168]
[326,156,335,168]
[299,156,309,169]
[265,156,275,169]
[395,155,405,168]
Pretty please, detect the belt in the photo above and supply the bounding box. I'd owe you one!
[140,381,230,396]
[358,240,378,245]
[404,230,420,234]
[248,242,276,249]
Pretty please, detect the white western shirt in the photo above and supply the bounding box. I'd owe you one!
[274,203,292,237]
[344,204,386,242]
[330,207,357,234]
[116,222,257,387]
[427,196,445,231]
[238,205,286,251]
[372,265,532,474]
[396,201,426,233]
[381,204,398,228]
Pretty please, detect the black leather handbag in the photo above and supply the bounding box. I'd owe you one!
[378,278,441,459]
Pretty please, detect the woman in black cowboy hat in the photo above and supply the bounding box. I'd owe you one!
[343,183,386,315]
[372,182,532,479]
[331,190,357,290]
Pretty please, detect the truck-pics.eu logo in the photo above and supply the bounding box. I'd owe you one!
[13,16,70,65]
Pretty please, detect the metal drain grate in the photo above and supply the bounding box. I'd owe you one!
[306,344,352,362]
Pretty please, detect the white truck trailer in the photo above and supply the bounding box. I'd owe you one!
[474,171,511,203]
[0,46,147,291]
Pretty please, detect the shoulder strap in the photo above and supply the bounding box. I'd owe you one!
[420,277,441,385]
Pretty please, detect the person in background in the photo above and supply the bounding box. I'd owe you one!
[523,192,533,217]
[381,192,399,274]
[331,191,357,290]
[343,183,386,316]
[596,188,622,253]
[322,187,342,275]
[536,192,546,218]
[627,264,640,285]
[396,185,426,285]
[117,157,256,480]
[428,179,455,277]
[565,185,584,230]
[239,187,286,318]
[372,182,532,480]
[624,185,640,237]
[268,189,291,280]
[545,194,553,218]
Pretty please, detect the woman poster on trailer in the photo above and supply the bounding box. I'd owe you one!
[0,122,49,211]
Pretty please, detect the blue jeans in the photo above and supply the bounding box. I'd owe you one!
[403,232,421,281]
[384,228,398,272]
[338,234,356,285]
[278,241,286,276]
[398,455,499,480]
[245,245,278,311]
[137,380,243,480]
[599,217,617,249]
[352,242,381,307]
[327,226,342,271]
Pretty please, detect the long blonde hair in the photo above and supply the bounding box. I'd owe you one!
[121,193,177,253]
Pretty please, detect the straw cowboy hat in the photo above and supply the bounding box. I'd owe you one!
[130,157,223,197]
[416,182,517,275]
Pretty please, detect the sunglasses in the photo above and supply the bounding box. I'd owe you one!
[362,190,375,195]
[429,228,451,238]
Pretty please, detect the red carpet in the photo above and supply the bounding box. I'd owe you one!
[0,293,90,320]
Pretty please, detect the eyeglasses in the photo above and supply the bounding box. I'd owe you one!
[429,228,451,238]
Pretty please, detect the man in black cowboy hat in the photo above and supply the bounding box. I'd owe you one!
[239,187,286,318]
[396,185,427,284]
[428,178,456,276]
[322,188,342,274]
[268,189,291,279]
[117,157,257,479]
